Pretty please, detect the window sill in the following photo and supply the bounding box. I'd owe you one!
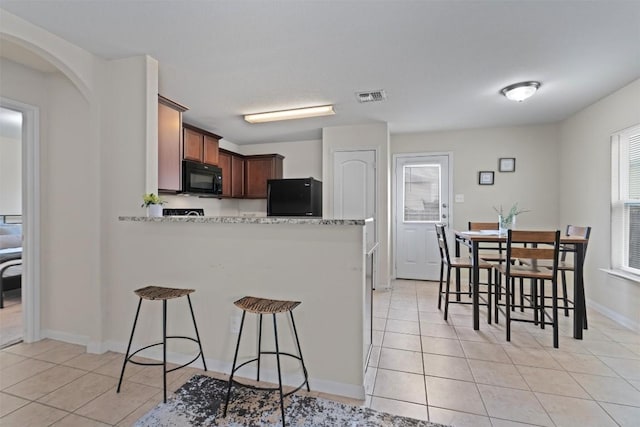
[601,268,640,284]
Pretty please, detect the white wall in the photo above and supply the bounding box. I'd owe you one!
[323,123,391,288]
[0,134,22,215]
[559,78,640,330]
[0,56,101,343]
[392,124,561,231]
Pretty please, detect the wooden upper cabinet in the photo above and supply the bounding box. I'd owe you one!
[158,95,187,192]
[219,150,232,197]
[244,154,284,198]
[219,149,245,198]
[203,135,219,166]
[231,154,245,198]
[183,127,203,162]
[183,124,221,166]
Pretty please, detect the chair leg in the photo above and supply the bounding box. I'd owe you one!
[117,298,143,394]
[444,267,452,321]
[273,314,286,427]
[257,314,263,381]
[224,310,246,417]
[186,295,207,371]
[510,278,516,311]
[486,268,492,325]
[437,263,444,310]
[289,311,310,392]
[540,280,545,330]
[494,271,500,324]
[561,270,570,316]
[582,283,589,330]
[532,279,539,326]
[552,279,559,348]
[505,275,511,342]
[162,300,167,403]
[519,278,524,312]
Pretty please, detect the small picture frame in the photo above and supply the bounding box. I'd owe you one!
[499,157,516,172]
[478,171,494,185]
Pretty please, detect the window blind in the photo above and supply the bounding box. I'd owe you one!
[627,134,640,269]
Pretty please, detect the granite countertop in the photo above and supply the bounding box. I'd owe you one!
[118,216,366,226]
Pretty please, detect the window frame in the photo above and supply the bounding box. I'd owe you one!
[611,123,640,276]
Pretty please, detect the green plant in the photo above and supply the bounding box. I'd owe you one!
[141,193,165,207]
[493,203,530,226]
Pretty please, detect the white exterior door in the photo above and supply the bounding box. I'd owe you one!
[395,154,450,280]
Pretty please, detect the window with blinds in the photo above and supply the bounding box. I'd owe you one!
[612,124,640,274]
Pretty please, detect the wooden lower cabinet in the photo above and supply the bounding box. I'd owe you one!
[245,154,284,198]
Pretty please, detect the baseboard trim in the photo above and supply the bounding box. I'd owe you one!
[107,339,364,399]
[587,299,640,332]
[41,329,89,347]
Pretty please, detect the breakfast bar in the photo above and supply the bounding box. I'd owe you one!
[115,216,375,399]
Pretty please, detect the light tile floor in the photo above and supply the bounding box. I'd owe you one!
[366,279,640,427]
[0,279,639,426]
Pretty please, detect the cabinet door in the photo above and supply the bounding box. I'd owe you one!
[158,101,182,191]
[245,155,283,198]
[184,128,203,162]
[218,151,232,197]
[231,155,245,198]
[203,135,219,166]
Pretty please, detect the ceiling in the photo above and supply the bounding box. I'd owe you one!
[1,1,639,145]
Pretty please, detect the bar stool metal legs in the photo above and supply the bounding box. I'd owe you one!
[223,296,310,427]
[117,287,207,403]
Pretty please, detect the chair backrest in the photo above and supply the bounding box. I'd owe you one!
[469,221,503,253]
[561,225,592,261]
[506,230,561,275]
[434,224,451,265]
[468,222,499,231]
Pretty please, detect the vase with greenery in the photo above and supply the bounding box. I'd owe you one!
[142,193,165,217]
[493,203,530,233]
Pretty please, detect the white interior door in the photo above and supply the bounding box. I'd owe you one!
[395,154,450,280]
[333,150,376,221]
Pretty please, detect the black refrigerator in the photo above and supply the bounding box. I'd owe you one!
[267,178,322,217]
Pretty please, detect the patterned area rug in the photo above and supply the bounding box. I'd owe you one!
[135,374,448,426]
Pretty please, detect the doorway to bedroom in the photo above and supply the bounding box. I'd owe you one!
[0,106,23,348]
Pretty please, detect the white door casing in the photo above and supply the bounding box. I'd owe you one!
[1,97,41,343]
[394,154,450,280]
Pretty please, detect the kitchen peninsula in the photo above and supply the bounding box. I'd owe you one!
[115,215,375,399]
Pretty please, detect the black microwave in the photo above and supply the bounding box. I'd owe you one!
[182,160,223,195]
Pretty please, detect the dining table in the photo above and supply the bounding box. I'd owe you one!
[454,229,589,340]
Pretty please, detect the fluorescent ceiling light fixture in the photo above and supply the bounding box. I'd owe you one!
[501,81,541,102]
[244,105,335,123]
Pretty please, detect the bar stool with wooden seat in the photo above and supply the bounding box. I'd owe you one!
[519,225,591,328]
[117,286,207,402]
[435,224,494,322]
[224,296,310,427]
[494,230,562,348]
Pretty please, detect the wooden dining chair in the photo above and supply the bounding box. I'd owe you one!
[468,222,505,294]
[519,225,591,329]
[494,229,562,348]
[435,224,494,322]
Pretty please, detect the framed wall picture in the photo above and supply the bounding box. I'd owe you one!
[499,157,516,172]
[478,171,494,185]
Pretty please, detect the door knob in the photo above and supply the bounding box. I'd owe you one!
[442,203,448,208]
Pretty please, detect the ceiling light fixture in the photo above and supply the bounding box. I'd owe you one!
[244,105,335,123]
[500,81,541,102]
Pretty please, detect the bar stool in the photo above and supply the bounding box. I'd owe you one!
[223,296,310,427]
[117,286,207,402]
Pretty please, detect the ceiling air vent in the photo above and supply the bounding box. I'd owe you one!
[356,90,387,103]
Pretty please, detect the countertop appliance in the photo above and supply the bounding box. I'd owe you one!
[182,160,222,196]
[163,208,205,216]
[267,178,322,217]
